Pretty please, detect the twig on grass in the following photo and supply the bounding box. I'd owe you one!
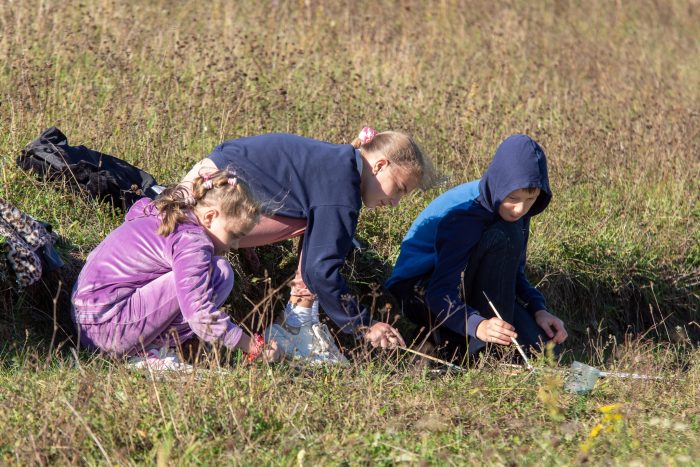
[399,346,465,372]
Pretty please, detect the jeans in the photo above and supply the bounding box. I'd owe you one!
[388,220,548,357]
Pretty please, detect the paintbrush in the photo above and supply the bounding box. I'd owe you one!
[399,346,466,372]
[482,291,534,371]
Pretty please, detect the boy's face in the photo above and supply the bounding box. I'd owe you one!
[498,188,541,222]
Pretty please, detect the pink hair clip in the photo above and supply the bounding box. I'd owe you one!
[200,173,213,190]
[358,126,378,145]
[227,177,237,187]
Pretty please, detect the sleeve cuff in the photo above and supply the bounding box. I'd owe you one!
[526,299,547,315]
[466,313,486,339]
[222,324,244,349]
[335,297,372,334]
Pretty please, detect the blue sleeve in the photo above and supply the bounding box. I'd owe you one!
[425,211,487,338]
[301,205,371,333]
[515,219,547,314]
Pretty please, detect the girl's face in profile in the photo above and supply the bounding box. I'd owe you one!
[362,160,418,209]
[200,209,250,254]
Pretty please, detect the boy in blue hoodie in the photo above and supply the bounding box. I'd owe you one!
[386,134,567,359]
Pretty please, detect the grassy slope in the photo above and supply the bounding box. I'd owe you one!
[1,348,698,465]
[0,0,698,464]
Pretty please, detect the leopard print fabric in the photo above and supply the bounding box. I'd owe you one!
[0,197,57,288]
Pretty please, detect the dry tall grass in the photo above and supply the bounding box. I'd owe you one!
[0,0,698,463]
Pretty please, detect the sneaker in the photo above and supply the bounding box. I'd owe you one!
[265,322,349,366]
[127,347,194,372]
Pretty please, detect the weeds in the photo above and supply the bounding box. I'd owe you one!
[0,0,698,464]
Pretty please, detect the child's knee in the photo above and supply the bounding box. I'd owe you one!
[212,257,234,296]
[482,220,524,252]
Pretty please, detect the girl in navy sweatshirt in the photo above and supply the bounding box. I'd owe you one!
[183,128,431,364]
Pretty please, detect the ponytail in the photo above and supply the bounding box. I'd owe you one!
[154,169,260,237]
[351,127,378,149]
[154,185,195,236]
[351,127,434,189]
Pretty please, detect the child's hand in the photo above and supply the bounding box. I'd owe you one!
[262,338,284,362]
[363,322,406,349]
[534,310,568,344]
[239,333,283,363]
[476,317,517,345]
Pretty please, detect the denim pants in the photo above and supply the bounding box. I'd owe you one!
[76,257,234,356]
[388,220,548,357]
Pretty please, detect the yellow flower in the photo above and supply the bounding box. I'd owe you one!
[589,423,603,439]
[599,403,623,413]
[579,403,625,454]
[604,412,623,423]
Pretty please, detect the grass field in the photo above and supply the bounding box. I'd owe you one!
[0,0,698,464]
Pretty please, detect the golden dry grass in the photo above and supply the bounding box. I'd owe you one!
[0,0,698,464]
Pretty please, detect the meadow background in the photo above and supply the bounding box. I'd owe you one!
[0,0,698,464]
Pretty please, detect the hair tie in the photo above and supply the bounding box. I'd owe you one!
[200,173,214,189]
[245,333,265,364]
[227,177,237,188]
[358,127,378,145]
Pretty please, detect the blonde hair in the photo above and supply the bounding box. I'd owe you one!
[154,169,260,237]
[351,131,434,189]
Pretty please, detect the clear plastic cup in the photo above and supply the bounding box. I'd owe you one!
[564,361,601,395]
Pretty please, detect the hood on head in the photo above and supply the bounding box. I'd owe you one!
[478,134,551,217]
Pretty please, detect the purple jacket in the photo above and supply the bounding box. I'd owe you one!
[71,198,242,348]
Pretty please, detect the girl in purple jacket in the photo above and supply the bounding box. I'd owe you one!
[71,169,278,370]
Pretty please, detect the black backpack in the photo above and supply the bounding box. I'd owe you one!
[17,127,160,210]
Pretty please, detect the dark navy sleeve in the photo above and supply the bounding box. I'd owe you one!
[301,205,370,333]
[515,218,547,314]
[426,210,487,338]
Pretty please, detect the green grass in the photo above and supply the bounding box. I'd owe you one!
[0,346,698,465]
[0,0,699,464]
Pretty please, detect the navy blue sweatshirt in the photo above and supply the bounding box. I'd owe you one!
[386,134,551,338]
[208,133,369,332]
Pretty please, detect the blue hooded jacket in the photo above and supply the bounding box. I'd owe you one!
[208,133,369,333]
[386,134,551,338]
